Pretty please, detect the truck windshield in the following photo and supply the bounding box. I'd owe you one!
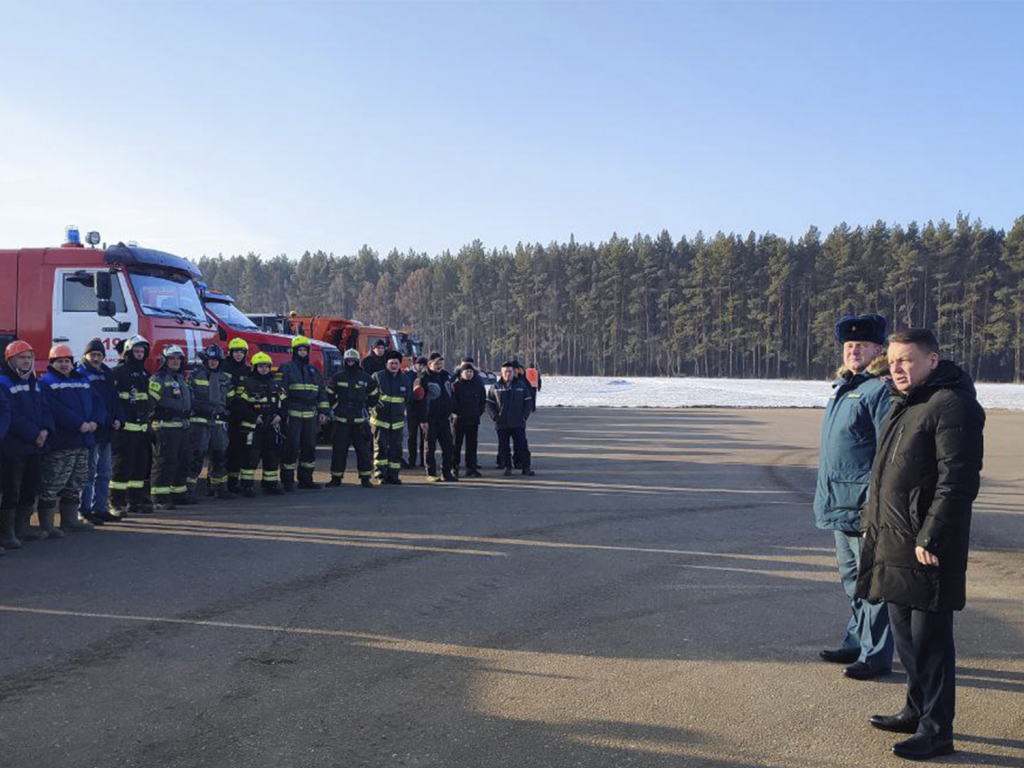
[130,271,205,320]
[207,300,259,331]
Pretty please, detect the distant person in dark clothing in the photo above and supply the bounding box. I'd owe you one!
[404,356,428,468]
[452,359,486,477]
[857,328,985,762]
[415,353,457,482]
[486,360,534,477]
[362,339,388,376]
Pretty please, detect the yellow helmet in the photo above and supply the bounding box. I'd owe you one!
[251,352,273,368]
[228,337,249,351]
[291,335,311,349]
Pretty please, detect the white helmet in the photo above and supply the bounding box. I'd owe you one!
[162,344,185,358]
[344,348,360,360]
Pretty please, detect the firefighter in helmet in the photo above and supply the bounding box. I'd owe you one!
[223,337,250,494]
[148,344,193,510]
[188,344,232,500]
[326,348,378,487]
[111,335,155,516]
[278,335,328,491]
[232,352,285,497]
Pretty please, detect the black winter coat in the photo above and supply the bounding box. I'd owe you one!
[362,353,386,376]
[452,375,486,424]
[416,369,455,424]
[855,361,985,612]
[485,378,534,430]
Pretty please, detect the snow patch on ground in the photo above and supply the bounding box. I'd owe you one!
[539,376,1024,410]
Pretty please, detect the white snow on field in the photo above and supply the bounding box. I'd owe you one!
[538,376,1024,411]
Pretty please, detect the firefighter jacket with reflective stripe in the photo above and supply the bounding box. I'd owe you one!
[113,357,154,426]
[278,356,328,420]
[190,365,231,423]
[231,372,284,433]
[39,366,105,451]
[221,356,250,403]
[369,369,414,430]
[327,366,379,423]
[149,367,193,423]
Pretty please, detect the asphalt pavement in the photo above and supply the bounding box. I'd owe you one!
[1,407,1021,768]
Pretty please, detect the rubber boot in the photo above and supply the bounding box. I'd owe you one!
[16,505,47,540]
[297,468,321,490]
[262,483,284,496]
[0,508,22,550]
[215,485,233,500]
[152,495,175,512]
[241,482,256,498]
[360,478,373,488]
[205,478,215,497]
[37,501,65,539]
[327,477,341,487]
[60,500,95,532]
[176,491,199,506]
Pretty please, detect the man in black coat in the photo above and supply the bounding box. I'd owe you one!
[362,339,388,376]
[856,328,985,761]
[415,352,457,482]
[452,359,486,477]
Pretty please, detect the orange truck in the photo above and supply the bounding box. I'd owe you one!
[248,313,421,369]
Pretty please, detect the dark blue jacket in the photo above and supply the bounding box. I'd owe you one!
[77,361,122,444]
[485,378,534,430]
[0,382,10,443]
[39,366,104,452]
[0,369,55,457]
[813,359,893,533]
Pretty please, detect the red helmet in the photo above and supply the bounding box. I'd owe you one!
[5,340,33,361]
[49,343,75,361]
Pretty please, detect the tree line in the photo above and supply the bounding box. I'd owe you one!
[196,214,1024,382]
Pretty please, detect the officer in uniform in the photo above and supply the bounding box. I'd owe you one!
[232,352,285,497]
[222,337,251,494]
[404,356,428,468]
[326,348,378,487]
[188,345,232,501]
[370,349,417,484]
[279,336,329,491]
[148,345,193,511]
[111,335,155,516]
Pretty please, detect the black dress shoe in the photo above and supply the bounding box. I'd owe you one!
[870,713,920,734]
[820,648,860,664]
[843,661,891,680]
[892,734,954,761]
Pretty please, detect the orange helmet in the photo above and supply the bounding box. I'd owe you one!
[4,340,33,361]
[49,343,75,361]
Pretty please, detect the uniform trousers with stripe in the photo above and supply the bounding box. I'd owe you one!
[330,420,373,480]
[373,425,404,480]
[189,420,230,493]
[151,421,192,503]
[242,427,282,489]
[282,416,319,484]
[110,426,151,510]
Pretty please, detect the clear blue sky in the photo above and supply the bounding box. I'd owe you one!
[2,1,1022,260]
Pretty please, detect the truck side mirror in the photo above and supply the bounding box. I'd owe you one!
[97,299,117,318]
[95,271,113,300]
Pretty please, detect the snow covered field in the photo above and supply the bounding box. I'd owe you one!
[539,376,1024,411]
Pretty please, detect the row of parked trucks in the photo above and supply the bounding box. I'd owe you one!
[0,228,423,376]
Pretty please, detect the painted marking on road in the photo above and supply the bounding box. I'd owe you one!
[101,518,827,564]
[96,524,506,557]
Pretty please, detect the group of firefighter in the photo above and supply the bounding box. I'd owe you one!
[0,334,540,554]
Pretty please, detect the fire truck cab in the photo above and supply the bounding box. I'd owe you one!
[1,230,218,374]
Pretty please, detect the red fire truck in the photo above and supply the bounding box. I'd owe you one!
[1,231,218,373]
